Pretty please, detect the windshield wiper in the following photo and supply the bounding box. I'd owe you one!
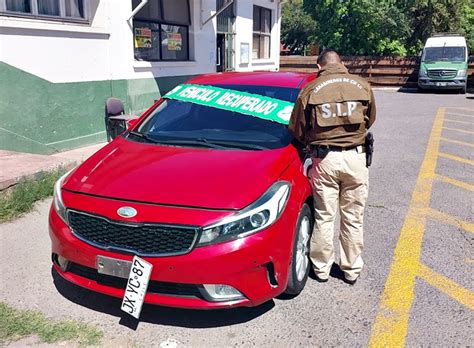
[203,140,267,150]
[127,131,161,144]
[157,138,229,149]
[128,132,266,150]
[159,139,268,150]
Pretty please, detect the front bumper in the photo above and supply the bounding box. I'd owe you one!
[418,78,466,90]
[49,195,298,309]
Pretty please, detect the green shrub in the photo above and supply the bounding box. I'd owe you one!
[0,302,103,346]
[0,167,67,223]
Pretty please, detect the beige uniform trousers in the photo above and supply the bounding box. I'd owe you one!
[309,148,369,281]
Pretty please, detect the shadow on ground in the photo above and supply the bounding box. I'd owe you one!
[306,263,346,281]
[51,268,274,330]
[276,263,349,300]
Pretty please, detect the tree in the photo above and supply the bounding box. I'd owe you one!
[460,2,474,50]
[399,0,474,54]
[302,0,411,56]
[281,0,318,54]
[300,0,473,56]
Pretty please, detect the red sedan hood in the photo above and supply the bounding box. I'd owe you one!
[64,138,293,210]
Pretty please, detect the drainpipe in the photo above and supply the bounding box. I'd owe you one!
[277,0,288,70]
[128,0,148,21]
[279,1,288,22]
[279,0,289,12]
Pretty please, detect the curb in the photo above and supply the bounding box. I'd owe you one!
[0,142,107,192]
[0,161,78,192]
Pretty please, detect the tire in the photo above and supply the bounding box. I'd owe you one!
[460,85,466,94]
[285,203,313,295]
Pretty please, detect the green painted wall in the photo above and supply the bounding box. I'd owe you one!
[0,62,197,155]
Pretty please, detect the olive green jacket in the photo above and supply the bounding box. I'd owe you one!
[289,63,376,147]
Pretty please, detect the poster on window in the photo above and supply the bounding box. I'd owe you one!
[167,33,182,51]
[135,28,152,48]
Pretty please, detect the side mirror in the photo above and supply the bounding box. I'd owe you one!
[104,98,139,142]
[105,98,126,142]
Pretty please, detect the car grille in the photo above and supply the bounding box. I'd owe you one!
[427,69,457,79]
[68,211,199,256]
[68,262,203,298]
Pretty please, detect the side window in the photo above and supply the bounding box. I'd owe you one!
[132,0,190,62]
[140,100,194,133]
[1,0,88,21]
[252,5,272,60]
[5,0,31,13]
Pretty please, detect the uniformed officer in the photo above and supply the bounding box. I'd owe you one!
[289,49,376,285]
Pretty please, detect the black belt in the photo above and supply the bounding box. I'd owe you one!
[311,144,366,153]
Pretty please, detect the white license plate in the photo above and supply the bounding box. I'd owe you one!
[97,255,131,278]
[436,82,447,87]
[120,256,153,319]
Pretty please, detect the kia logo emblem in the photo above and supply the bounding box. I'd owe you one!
[117,207,137,218]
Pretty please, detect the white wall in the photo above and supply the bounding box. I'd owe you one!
[234,0,281,72]
[0,0,218,83]
[130,0,218,80]
[0,0,111,82]
[0,0,282,83]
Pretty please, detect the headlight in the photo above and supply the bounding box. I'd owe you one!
[198,181,291,246]
[53,170,73,224]
[457,69,467,77]
[419,69,428,77]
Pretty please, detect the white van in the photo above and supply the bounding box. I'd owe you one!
[418,34,469,93]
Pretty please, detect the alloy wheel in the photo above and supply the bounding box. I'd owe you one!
[295,216,310,281]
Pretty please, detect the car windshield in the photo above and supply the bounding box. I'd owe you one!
[129,85,300,150]
[423,46,466,62]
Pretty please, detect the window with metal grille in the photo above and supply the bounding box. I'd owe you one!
[0,0,88,22]
[132,0,190,62]
[252,5,271,60]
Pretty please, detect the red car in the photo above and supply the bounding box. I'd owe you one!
[49,71,316,311]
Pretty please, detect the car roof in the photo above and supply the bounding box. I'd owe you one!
[187,71,316,89]
[425,35,467,47]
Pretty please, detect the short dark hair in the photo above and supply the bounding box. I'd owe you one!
[317,49,341,66]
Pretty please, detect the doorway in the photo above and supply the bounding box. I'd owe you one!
[216,34,225,72]
[216,0,235,72]
[216,33,235,72]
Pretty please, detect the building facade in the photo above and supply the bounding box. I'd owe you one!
[0,0,283,154]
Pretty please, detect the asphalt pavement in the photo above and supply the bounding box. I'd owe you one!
[0,89,472,347]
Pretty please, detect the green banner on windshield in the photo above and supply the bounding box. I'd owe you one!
[163,84,294,125]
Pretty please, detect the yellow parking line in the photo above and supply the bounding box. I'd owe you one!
[435,174,474,191]
[369,108,445,347]
[427,208,474,234]
[418,264,474,310]
[465,259,474,264]
[439,152,474,166]
[443,127,474,134]
[444,118,473,125]
[441,138,474,148]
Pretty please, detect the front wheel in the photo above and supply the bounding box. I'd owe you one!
[285,203,313,295]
